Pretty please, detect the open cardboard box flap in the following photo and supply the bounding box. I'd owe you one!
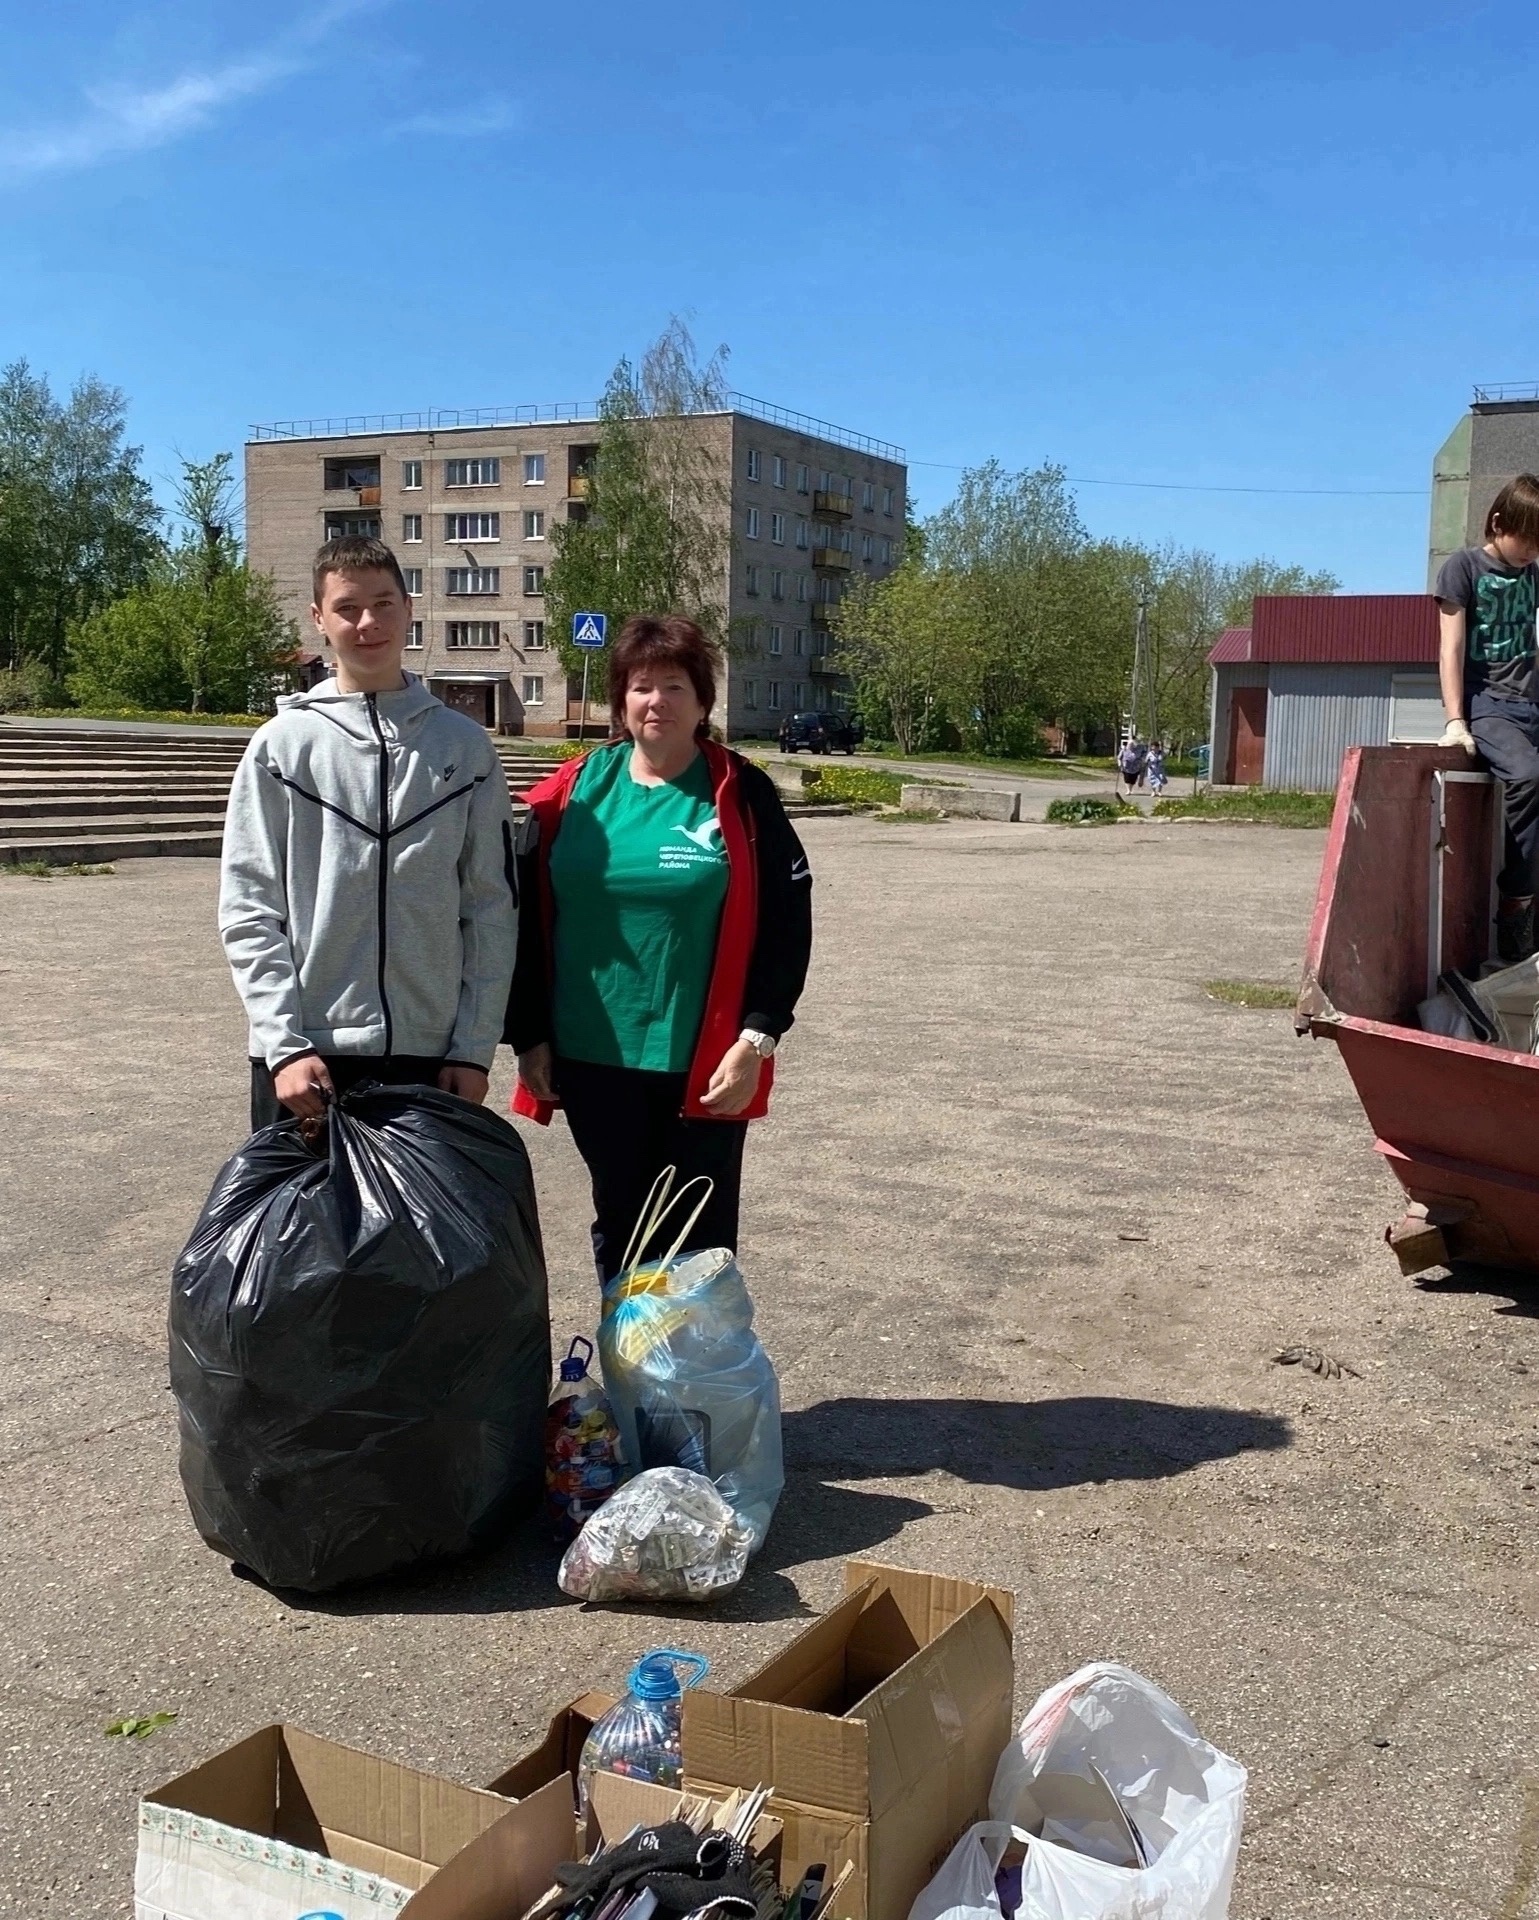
[683,1559,1015,1920]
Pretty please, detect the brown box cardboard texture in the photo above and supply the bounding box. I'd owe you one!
[486,1690,618,1802]
[682,1559,1015,1920]
[137,1723,574,1920]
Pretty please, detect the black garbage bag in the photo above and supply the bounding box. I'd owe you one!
[169,1083,551,1592]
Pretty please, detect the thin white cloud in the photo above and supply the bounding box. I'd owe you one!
[0,1,381,180]
[397,98,520,138]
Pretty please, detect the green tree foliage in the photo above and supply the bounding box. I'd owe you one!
[833,459,1340,755]
[0,361,162,682]
[68,453,297,714]
[545,320,732,689]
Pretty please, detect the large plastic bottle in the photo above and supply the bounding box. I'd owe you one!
[545,1337,623,1540]
[578,1649,711,1806]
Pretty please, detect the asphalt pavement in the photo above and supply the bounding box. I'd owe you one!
[2,817,1537,1918]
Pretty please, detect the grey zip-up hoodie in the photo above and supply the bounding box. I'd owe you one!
[218,675,517,1071]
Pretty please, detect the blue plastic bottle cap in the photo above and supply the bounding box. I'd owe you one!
[628,1649,710,1701]
[560,1336,594,1382]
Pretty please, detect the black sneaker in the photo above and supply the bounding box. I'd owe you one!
[1496,895,1536,965]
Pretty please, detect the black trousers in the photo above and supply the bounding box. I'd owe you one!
[248,1054,445,1132]
[555,1056,749,1283]
[1471,692,1539,898]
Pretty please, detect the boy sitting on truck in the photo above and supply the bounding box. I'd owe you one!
[1436,474,1539,962]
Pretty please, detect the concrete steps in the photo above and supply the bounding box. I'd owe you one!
[0,721,556,863]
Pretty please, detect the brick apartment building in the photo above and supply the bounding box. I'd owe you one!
[1429,384,1539,588]
[244,397,907,737]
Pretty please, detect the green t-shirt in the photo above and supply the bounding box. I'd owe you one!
[550,744,729,1072]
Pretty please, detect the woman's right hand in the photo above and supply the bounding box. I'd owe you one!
[517,1042,556,1102]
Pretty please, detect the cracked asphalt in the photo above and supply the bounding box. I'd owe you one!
[2,815,1538,1919]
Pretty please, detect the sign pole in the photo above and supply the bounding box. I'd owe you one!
[571,611,608,746]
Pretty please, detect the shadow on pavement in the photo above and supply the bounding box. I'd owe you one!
[783,1395,1290,1488]
[1416,1263,1539,1320]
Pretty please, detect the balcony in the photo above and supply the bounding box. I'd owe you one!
[566,474,592,502]
[812,547,853,571]
[810,602,835,628]
[358,485,381,506]
[813,489,853,519]
[810,653,843,675]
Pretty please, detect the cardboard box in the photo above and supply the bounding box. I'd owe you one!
[683,1559,1015,1920]
[485,1690,617,1803]
[134,1723,573,1920]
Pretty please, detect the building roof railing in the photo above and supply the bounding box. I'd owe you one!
[247,390,905,464]
[1473,382,1539,405]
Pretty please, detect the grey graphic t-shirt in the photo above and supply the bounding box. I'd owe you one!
[1436,545,1539,703]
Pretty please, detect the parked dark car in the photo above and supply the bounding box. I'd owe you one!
[778,710,865,754]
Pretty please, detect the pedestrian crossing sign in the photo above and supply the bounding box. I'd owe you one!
[572,612,607,649]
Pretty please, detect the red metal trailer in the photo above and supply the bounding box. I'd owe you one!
[1298,743,1539,1277]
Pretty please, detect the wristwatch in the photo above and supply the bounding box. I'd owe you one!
[739,1028,778,1059]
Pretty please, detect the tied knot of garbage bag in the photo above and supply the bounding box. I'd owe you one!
[530,1821,758,1920]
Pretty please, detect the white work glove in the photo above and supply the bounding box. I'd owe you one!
[1439,718,1478,757]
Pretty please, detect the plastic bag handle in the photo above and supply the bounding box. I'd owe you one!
[617,1166,715,1278]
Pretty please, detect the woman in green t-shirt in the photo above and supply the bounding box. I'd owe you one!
[505,615,813,1280]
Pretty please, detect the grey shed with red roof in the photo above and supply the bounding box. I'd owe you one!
[1207,595,1441,791]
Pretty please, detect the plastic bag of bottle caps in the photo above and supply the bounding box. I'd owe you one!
[558,1466,755,1603]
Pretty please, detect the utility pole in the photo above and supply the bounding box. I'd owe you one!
[1128,591,1158,746]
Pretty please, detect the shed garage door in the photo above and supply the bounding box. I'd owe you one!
[1389,673,1444,744]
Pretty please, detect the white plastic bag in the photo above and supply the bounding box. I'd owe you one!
[598,1171,784,1546]
[982,1662,1246,1920]
[908,1823,1029,1920]
[557,1466,755,1602]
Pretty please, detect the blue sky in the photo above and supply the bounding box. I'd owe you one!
[3,0,1533,590]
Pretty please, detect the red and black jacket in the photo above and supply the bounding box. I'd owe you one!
[504,739,813,1123]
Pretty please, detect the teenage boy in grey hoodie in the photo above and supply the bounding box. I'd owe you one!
[219,535,518,1130]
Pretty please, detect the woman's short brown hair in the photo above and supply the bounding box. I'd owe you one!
[608,615,720,737]
[1485,474,1539,543]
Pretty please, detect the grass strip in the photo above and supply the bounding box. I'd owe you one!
[1154,789,1333,827]
[1204,979,1297,1009]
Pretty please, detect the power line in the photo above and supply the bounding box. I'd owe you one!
[906,459,1422,497]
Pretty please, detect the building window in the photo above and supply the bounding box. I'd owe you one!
[1389,673,1445,743]
[746,448,761,481]
[862,533,874,562]
[743,679,759,709]
[524,453,546,484]
[882,485,894,516]
[406,620,423,649]
[323,513,380,539]
[771,569,784,599]
[861,481,875,511]
[771,512,785,544]
[745,564,760,596]
[445,622,500,649]
[745,506,760,539]
[794,518,809,550]
[402,513,422,543]
[768,624,783,655]
[445,512,499,542]
[793,627,805,655]
[840,527,853,553]
[445,457,500,487]
[523,509,545,540]
[523,619,546,650]
[523,565,545,595]
[323,457,380,491]
[880,537,892,564]
[768,681,781,711]
[813,683,827,710]
[797,575,809,603]
[795,682,810,707]
[402,459,422,491]
[795,464,809,494]
[772,455,786,488]
[402,567,423,596]
[521,674,545,706]
[447,566,500,595]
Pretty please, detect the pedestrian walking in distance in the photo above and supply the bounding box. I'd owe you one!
[506,615,813,1281]
[1118,737,1148,797]
[1147,743,1168,797]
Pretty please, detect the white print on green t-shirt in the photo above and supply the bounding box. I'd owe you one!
[659,819,724,870]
